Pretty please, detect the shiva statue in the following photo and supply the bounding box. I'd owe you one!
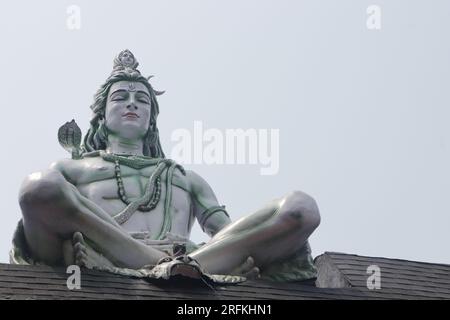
[11,50,320,284]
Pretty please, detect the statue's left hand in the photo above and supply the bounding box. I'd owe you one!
[230,256,260,280]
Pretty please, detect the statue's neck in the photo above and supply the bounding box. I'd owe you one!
[106,135,144,156]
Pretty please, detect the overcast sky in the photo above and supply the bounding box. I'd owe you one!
[0,0,449,265]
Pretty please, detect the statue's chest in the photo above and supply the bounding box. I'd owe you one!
[76,160,157,199]
[75,159,193,237]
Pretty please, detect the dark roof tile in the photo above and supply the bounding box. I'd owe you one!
[2,251,450,300]
[315,252,450,299]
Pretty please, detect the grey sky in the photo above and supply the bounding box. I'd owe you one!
[1,0,449,264]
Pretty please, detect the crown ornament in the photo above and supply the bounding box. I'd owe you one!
[113,49,140,72]
[111,49,164,95]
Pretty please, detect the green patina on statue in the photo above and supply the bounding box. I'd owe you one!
[11,50,320,284]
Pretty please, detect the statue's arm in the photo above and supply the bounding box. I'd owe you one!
[186,170,232,237]
[48,159,122,228]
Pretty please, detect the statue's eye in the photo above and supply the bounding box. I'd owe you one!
[111,95,126,101]
[138,98,150,104]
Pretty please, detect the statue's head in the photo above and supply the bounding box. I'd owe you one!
[82,50,165,157]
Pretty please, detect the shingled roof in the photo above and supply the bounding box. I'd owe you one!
[0,252,449,300]
[315,252,450,300]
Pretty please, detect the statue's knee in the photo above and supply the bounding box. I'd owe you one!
[19,169,67,214]
[284,190,321,230]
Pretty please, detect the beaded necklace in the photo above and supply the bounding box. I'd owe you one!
[100,151,165,212]
[98,151,186,240]
[113,159,161,212]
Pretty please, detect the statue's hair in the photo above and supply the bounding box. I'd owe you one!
[82,70,165,158]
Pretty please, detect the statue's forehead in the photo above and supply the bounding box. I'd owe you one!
[109,81,149,94]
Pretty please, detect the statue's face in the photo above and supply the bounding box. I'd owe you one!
[105,81,151,140]
[119,51,134,66]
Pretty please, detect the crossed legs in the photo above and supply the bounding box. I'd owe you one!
[19,169,320,275]
[190,191,320,274]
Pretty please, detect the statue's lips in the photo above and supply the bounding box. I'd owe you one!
[122,112,140,119]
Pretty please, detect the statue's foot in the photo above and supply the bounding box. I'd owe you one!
[72,232,88,267]
[230,256,261,280]
[62,231,116,269]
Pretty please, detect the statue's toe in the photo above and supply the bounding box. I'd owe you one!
[72,231,85,245]
[75,250,88,267]
[245,266,261,280]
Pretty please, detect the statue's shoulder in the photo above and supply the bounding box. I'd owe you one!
[49,152,105,184]
[50,152,100,170]
[161,162,205,194]
[182,169,214,195]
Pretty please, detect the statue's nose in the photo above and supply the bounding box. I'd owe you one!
[127,103,138,110]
